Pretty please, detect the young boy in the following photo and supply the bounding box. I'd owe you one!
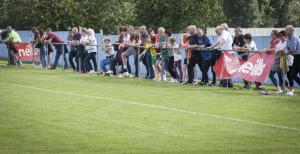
[100,37,115,74]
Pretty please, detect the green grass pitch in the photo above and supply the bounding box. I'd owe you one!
[0,60,300,154]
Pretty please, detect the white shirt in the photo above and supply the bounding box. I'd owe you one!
[217,30,233,50]
[245,40,257,51]
[276,41,294,66]
[86,35,97,53]
[172,44,181,61]
[104,43,115,57]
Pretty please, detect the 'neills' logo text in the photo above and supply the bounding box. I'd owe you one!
[238,59,266,76]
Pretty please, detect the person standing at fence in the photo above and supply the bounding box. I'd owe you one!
[1,29,13,66]
[68,27,81,71]
[154,27,165,80]
[219,23,234,88]
[185,25,201,84]
[77,28,89,73]
[163,29,178,82]
[180,27,191,82]
[207,25,233,86]
[276,30,295,95]
[233,26,250,89]
[121,27,141,77]
[235,33,258,89]
[170,38,182,82]
[3,26,22,66]
[198,28,213,85]
[108,26,132,76]
[266,30,282,93]
[285,25,300,89]
[45,28,68,70]
[139,26,152,78]
[100,37,114,74]
[32,27,47,68]
[84,28,98,74]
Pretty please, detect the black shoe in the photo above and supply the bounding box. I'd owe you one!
[209,83,216,87]
[49,67,56,70]
[183,81,193,85]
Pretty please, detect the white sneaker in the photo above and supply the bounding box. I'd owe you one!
[106,70,113,74]
[88,70,96,74]
[163,75,167,81]
[123,72,130,77]
[275,88,284,94]
[286,90,294,96]
[169,78,177,83]
[118,74,124,78]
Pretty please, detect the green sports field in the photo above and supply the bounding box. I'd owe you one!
[0,60,300,154]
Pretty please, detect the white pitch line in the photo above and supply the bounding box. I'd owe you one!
[1,82,300,132]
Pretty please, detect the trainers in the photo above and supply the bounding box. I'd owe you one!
[123,72,130,77]
[88,70,96,74]
[275,88,284,94]
[106,70,113,74]
[286,90,294,96]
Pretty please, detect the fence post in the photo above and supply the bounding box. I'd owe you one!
[32,43,35,68]
[62,44,65,70]
[160,48,164,81]
[45,44,48,70]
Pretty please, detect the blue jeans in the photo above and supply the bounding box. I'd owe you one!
[269,70,283,87]
[100,56,113,72]
[52,45,69,69]
[39,45,46,68]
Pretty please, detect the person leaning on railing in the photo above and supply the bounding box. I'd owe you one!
[0,29,14,66]
[68,27,81,72]
[234,33,258,90]
[232,26,249,89]
[207,25,233,87]
[265,30,282,93]
[276,30,295,95]
[2,26,22,66]
[31,27,47,68]
[285,25,300,90]
[84,28,98,74]
[77,28,89,73]
[45,28,68,70]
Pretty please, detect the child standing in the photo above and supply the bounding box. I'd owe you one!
[170,38,183,82]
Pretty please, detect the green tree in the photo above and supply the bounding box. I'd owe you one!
[223,0,261,27]
[134,0,225,32]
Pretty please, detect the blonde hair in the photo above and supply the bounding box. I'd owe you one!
[103,37,111,43]
[221,23,229,31]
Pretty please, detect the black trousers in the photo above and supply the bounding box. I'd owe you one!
[69,50,77,70]
[110,57,131,75]
[187,53,201,83]
[199,59,210,84]
[292,55,300,86]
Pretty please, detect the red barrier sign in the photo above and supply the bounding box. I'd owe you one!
[12,43,40,61]
[213,51,275,82]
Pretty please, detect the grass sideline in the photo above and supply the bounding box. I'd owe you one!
[0,60,300,154]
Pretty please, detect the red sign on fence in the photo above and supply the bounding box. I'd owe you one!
[12,42,40,61]
[213,51,275,82]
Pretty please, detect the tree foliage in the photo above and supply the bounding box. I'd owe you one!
[0,0,299,34]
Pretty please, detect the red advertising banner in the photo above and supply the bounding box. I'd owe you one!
[12,42,40,61]
[213,51,275,83]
